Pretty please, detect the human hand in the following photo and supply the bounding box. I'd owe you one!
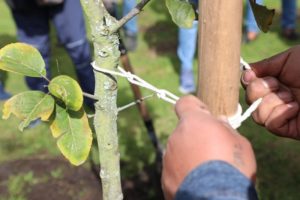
[242,46,300,139]
[161,96,256,200]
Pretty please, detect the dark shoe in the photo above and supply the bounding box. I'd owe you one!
[124,32,137,51]
[281,29,299,41]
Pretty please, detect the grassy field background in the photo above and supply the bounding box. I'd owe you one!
[1,0,300,199]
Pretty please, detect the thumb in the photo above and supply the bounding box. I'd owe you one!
[175,95,210,120]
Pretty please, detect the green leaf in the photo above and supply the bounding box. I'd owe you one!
[2,91,55,131]
[50,104,93,166]
[48,75,83,111]
[249,0,275,33]
[0,43,46,77]
[165,0,196,28]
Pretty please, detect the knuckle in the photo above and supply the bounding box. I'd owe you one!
[252,111,264,125]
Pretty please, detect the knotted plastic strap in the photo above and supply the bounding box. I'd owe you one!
[92,59,261,129]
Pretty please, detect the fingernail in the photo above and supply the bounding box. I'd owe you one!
[277,91,293,102]
[219,115,229,122]
[287,102,298,108]
[242,70,256,84]
[262,77,278,90]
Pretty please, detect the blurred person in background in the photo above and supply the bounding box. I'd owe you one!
[177,0,198,94]
[122,0,138,51]
[177,22,198,95]
[0,78,11,101]
[245,0,263,42]
[5,0,95,108]
[245,0,298,42]
[281,0,298,40]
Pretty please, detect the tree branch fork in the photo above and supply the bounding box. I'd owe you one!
[109,0,152,33]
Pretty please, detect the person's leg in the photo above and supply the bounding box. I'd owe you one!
[245,0,263,41]
[0,82,11,100]
[11,8,51,92]
[177,21,198,94]
[51,0,95,108]
[0,70,11,100]
[281,0,297,29]
[281,0,298,40]
[103,0,117,17]
[123,0,138,35]
[122,0,138,51]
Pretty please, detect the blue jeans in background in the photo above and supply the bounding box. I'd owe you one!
[246,0,297,32]
[123,0,138,35]
[245,0,263,33]
[0,83,11,100]
[177,0,198,93]
[11,0,95,108]
[177,21,198,93]
[282,0,297,29]
[0,70,11,100]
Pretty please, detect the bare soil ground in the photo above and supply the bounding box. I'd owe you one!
[0,157,163,200]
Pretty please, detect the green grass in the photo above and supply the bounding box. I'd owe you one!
[1,1,300,199]
[5,171,39,200]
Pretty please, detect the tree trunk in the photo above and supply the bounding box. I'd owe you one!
[197,0,242,116]
[80,1,123,200]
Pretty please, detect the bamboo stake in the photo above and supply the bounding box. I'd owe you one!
[197,0,242,117]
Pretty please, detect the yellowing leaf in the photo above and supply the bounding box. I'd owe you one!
[49,103,68,138]
[48,75,83,111]
[0,43,46,77]
[3,91,55,131]
[249,0,275,33]
[165,0,196,28]
[50,104,92,166]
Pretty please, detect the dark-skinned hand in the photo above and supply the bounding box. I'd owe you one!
[242,46,300,139]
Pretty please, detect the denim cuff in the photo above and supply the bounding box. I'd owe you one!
[175,160,258,200]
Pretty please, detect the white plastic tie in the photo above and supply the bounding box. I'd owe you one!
[228,98,262,129]
[240,57,251,70]
[92,59,261,129]
[91,61,179,105]
[227,58,262,129]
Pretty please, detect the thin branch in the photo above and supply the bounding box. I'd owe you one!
[83,92,99,101]
[110,0,152,33]
[117,94,154,112]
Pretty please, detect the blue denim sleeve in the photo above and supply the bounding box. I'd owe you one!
[175,161,258,200]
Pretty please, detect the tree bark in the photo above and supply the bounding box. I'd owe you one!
[80,1,122,199]
[197,0,242,116]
